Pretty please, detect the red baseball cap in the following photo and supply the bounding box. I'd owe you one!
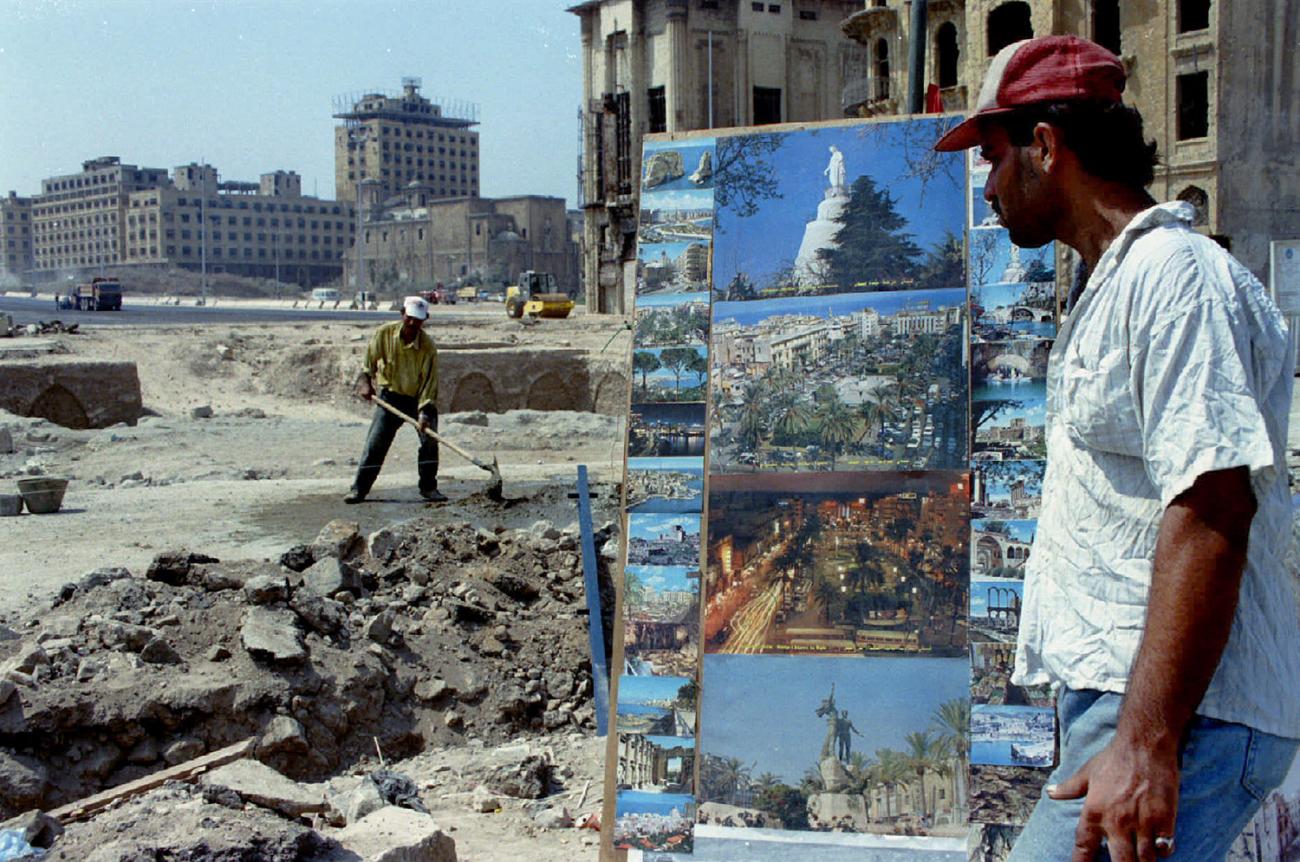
[934,35,1126,151]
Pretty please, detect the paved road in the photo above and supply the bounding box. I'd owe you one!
[0,295,499,327]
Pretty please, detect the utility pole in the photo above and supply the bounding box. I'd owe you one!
[907,0,929,115]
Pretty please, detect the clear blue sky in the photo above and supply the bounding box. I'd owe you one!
[0,0,581,206]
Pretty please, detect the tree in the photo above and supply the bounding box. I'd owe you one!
[714,134,785,220]
[633,351,662,398]
[972,398,1025,433]
[815,392,860,470]
[969,229,1002,289]
[658,347,700,399]
[715,756,754,805]
[819,173,924,293]
[903,730,942,823]
[931,698,970,812]
[624,568,647,611]
[771,392,811,444]
[813,577,841,624]
[874,749,911,821]
[916,229,965,291]
[754,784,809,830]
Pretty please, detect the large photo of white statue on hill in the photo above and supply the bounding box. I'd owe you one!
[698,653,970,841]
[709,287,967,473]
[711,119,964,302]
[704,472,969,658]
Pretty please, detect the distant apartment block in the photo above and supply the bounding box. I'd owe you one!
[333,78,480,204]
[0,192,34,281]
[31,157,355,286]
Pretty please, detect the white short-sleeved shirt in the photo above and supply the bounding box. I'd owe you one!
[1012,201,1300,739]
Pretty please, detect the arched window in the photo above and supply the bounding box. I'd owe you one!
[1177,185,1209,226]
[874,38,890,101]
[988,2,1033,56]
[936,22,959,88]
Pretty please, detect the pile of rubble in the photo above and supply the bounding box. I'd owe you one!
[0,513,616,859]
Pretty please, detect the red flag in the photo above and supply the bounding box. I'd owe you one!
[926,83,944,113]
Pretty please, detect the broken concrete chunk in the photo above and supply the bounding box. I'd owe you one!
[368,526,404,562]
[0,749,47,813]
[162,737,205,765]
[139,636,183,665]
[290,593,346,636]
[334,805,458,862]
[0,808,63,849]
[78,567,131,592]
[312,519,366,561]
[279,544,316,572]
[240,606,306,664]
[145,550,218,586]
[414,678,449,703]
[205,644,231,662]
[0,680,15,706]
[258,714,309,758]
[201,759,327,818]
[366,609,397,644]
[7,643,49,675]
[470,785,502,813]
[302,557,359,599]
[531,805,573,829]
[190,404,214,419]
[244,574,290,605]
[484,755,552,800]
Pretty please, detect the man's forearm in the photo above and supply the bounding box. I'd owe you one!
[1118,467,1255,753]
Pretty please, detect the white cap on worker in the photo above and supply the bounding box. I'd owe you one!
[402,295,429,320]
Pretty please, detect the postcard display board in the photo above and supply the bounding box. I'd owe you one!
[605,118,1061,862]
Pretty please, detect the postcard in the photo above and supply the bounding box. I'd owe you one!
[630,403,707,458]
[624,564,701,678]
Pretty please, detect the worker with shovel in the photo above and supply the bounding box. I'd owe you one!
[345,295,447,504]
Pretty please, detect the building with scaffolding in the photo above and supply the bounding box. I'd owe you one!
[333,78,480,204]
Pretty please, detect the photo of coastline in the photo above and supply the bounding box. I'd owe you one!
[624,565,700,678]
[615,790,696,854]
[628,457,705,513]
[633,345,709,403]
[643,137,716,193]
[706,472,969,657]
[616,674,697,737]
[971,705,1055,768]
[710,288,967,473]
[699,653,970,837]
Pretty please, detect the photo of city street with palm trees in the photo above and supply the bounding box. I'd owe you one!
[710,289,967,473]
[698,654,970,838]
[636,291,710,348]
[634,345,710,403]
[705,472,968,657]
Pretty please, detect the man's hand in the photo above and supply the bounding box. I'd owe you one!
[356,375,375,402]
[1049,736,1179,861]
[417,415,431,436]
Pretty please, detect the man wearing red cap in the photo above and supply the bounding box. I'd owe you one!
[938,36,1300,861]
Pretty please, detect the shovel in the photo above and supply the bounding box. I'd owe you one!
[372,396,504,502]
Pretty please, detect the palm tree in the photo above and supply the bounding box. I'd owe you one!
[815,392,860,470]
[874,749,910,822]
[903,730,941,823]
[812,577,840,624]
[623,568,647,611]
[855,397,884,444]
[931,698,970,812]
[716,756,754,805]
[771,392,811,443]
[753,771,782,797]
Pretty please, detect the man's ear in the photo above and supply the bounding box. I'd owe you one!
[1031,122,1062,175]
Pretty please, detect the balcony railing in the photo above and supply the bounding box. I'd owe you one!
[841,76,894,111]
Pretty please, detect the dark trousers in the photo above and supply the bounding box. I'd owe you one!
[350,390,439,497]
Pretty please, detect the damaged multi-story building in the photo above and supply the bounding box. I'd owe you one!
[571,0,1300,313]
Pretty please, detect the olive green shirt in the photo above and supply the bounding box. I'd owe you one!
[363,321,438,411]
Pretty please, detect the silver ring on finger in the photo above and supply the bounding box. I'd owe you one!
[1154,835,1175,853]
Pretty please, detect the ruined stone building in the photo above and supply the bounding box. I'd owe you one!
[341,183,579,297]
[0,191,33,282]
[570,0,867,314]
[840,0,1300,281]
[573,0,1299,312]
[333,78,480,204]
[28,157,357,286]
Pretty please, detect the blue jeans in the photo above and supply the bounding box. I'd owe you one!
[349,389,439,498]
[1009,689,1298,861]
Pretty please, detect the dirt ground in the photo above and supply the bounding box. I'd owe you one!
[0,311,630,861]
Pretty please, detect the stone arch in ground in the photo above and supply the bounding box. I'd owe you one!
[28,384,90,429]
[449,373,500,414]
[526,372,576,411]
[593,372,630,414]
